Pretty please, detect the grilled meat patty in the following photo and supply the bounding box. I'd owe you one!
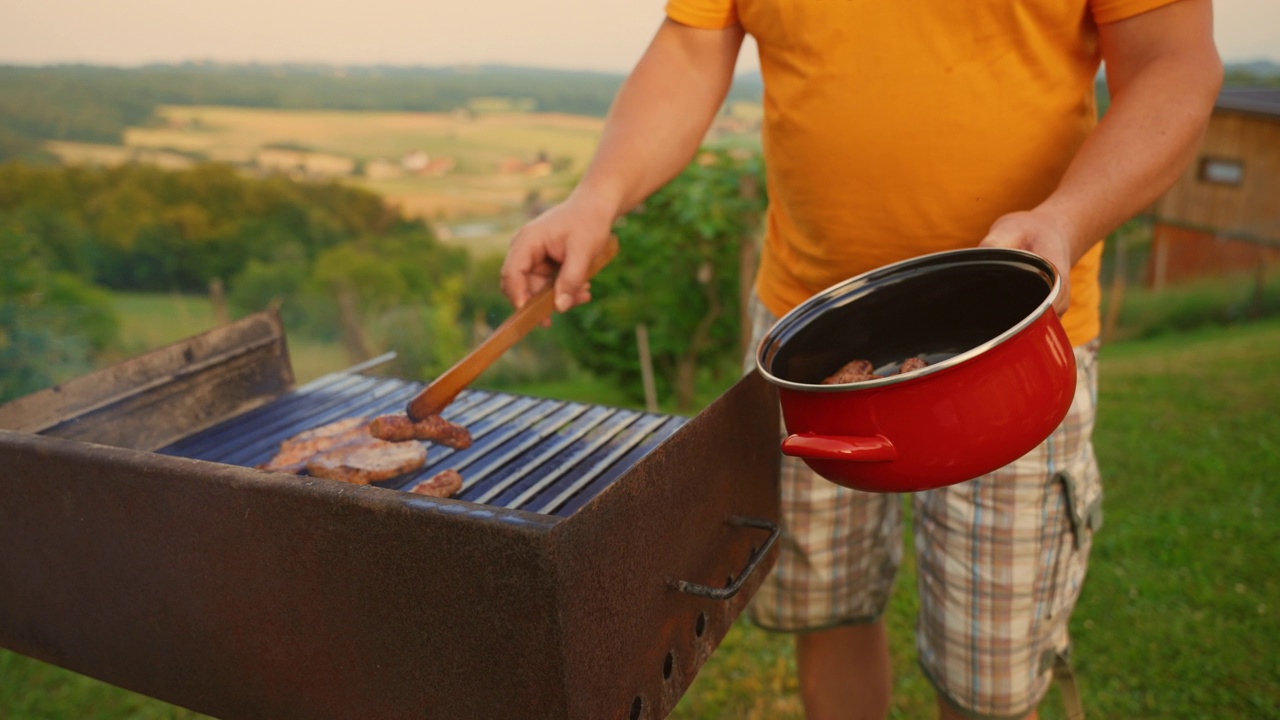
[257,417,370,473]
[305,437,428,485]
[410,468,463,498]
[369,414,473,449]
[259,412,473,487]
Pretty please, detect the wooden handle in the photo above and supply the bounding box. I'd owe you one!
[406,236,619,420]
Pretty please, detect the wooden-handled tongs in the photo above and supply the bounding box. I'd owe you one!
[406,235,619,420]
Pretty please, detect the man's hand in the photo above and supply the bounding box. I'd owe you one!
[979,209,1077,316]
[500,192,618,315]
[499,18,744,317]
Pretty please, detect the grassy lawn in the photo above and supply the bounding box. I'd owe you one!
[103,292,350,386]
[3,317,1276,718]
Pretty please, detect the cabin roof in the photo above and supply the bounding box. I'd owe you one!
[1216,87,1280,118]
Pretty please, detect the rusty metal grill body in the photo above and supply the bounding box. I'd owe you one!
[0,312,781,720]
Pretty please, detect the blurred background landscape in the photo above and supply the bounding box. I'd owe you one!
[0,0,1278,717]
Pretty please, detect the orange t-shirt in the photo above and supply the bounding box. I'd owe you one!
[666,0,1180,346]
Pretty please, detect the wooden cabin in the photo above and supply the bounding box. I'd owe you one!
[1148,87,1280,289]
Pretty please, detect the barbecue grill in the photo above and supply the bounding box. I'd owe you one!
[0,311,781,720]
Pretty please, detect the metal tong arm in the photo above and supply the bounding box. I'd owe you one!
[406,235,619,420]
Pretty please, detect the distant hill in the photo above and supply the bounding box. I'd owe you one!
[1227,60,1280,78]
[1225,60,1280,86]
[0,63,765,162]
[5,59,1265,164]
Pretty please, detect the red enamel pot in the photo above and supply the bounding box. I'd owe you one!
[755,248,1077,493]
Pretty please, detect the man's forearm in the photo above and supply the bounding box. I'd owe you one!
[1039,0,1222,265]
[574,18,745,218]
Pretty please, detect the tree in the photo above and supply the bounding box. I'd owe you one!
[559,149,767,411]
[0,221,118,403]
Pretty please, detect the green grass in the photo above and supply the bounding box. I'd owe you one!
[109,292,218,356]
[3,312,1277,719]
[0,653,204,720]
[1068,319,1280,717]
[104,292,350,385]
[1106,269,1280,342]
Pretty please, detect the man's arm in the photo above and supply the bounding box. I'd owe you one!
[501,19,745,313]
[981,0,1222,314]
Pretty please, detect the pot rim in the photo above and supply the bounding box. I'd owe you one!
[755,247,1062,392]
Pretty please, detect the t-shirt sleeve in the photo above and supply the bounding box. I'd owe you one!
[1090,0,1185,25]
[665,0,738,29]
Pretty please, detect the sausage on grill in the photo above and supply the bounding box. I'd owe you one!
[259,413,473,487]
[410,469,464,498]
[369,414,473,449]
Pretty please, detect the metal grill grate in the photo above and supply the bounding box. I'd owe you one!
[160,367,685,517]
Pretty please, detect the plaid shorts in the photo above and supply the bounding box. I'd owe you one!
[743,293,1103,720]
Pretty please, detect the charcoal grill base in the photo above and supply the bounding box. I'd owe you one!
[0,312,780,720]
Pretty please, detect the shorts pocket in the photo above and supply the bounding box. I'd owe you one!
[1054,457,1102,550]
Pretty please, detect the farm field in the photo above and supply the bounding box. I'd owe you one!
[44,104,763,256]
[46,105,604,255]
[1,305,1276,719]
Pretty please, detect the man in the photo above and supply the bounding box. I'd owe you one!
[501,0,1221,717]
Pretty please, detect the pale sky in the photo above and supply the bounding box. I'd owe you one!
[0,0,1276,74]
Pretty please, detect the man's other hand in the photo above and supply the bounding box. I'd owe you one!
[979,209,1076,316]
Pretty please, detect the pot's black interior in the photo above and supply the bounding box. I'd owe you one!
[763,254,1052,385]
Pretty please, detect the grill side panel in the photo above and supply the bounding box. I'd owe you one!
[550,371,781,720]
[0,430,572,720]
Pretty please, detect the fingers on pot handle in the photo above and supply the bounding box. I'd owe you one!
[780,433,897,462]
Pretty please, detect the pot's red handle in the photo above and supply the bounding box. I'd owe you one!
[781,433,897,462]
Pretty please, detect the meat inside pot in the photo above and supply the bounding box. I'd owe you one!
[821,359,882,385]
[898,357,928,374]
[821,356,929,385]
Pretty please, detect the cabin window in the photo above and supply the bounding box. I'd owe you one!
[1198,157,1244,186]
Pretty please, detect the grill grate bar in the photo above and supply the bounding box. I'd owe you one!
[175,377,423,467]
[485,407,657,510]
[498,409,643,510]
[551,415,685,517]
[169,353,400,459]
[469,405,626,505]
[445,402,590,497]
[160,368,686,517]
[530,414,671,515]
[168,375,392,460]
